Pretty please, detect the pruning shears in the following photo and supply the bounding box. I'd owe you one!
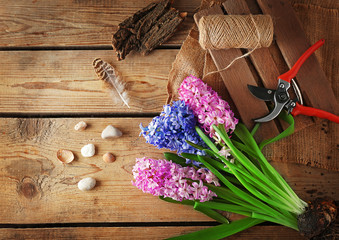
[248,39,339,123]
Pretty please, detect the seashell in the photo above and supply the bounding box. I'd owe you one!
[57,149,74,163]
[103,152,116,163]
[101,125,122,139]
[81,144,95,157]
[74,121,87,131]
[78,177,96,191]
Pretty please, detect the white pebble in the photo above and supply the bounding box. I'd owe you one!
[78,177,96,191]
[101,125,122,139]
[81,143,95,157]
[74,121,87,131]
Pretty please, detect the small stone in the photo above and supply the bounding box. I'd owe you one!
[103,152,116,163]
[81,144,95,157]
[101,125,122,139]
[78,177,96,191]
[74,121,87,131]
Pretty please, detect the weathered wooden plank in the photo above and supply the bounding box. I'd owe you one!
[254,0,339,171]
[221,0,295,133]
[0,118,337,224]
[0,117,210,223]
[244,0,315,132]
[0,0,200,47]
[0,226,306,240]
[257,0,338,116]
[194,5,280,141]
[0,49,175,113]
[222,0,283,90]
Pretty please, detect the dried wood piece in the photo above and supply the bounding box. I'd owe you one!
[112,0,186,60]
[135,0,171,39]
[140,10,187,56]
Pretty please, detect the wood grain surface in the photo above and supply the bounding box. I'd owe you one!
[0,0,201,47]
[0,49,174,113]
[222,0,280,90]
[0,118,337,224]
[0,117,205,223]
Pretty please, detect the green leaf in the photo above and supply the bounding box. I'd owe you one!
[205,149,298,213]
[250,123,260,136]
[159,197,228,224]
[258,111,295,150]
[180,152,241,186]
[206,185,261,212]
[159,196,194,206]
[212,124,304,213]
[195,126,219,152]
[233,123,258,151]
[163,152,190,167]
[195,201,252,217]
[231,140,258,159]
[233,123,304,211]
[193,204,229,224]
[166,218,264,240]
[186,140,205,151]
[197,155,287,220]
[252,212,298,230]
[180,152,200,162]
[182,152,230,172]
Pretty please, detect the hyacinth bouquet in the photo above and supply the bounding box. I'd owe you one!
[133,76,335,239]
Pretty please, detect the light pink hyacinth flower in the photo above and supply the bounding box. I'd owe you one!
[178,75,238,138]
[132,157,219,202]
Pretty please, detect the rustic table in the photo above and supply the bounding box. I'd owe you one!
[0,0,337,239]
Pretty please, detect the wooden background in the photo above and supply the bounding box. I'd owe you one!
[0,0,337,239]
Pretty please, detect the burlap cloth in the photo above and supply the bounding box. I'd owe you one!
[167,0,338,103]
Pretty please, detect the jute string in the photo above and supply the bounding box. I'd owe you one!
[198,14,273,77]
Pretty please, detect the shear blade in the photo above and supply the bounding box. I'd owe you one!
[254,102,286,123]
[247,85,275,101]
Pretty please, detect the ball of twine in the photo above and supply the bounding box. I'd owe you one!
[198,14,273,50]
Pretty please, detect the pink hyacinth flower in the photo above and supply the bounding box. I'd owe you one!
[132,157,219,202]
[178,75,238,137]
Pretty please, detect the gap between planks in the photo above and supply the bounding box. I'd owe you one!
[0,225,306,240]
[0,221,219,228]
[0,45,181,52]
[0,112,160,119]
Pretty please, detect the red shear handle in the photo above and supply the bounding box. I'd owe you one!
[279,39,325,83]
[291,102,339,123]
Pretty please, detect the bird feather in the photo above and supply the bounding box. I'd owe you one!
[93,58,130,108]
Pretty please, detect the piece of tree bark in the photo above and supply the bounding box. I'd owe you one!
[112,0,186,60]
[140,10,187,56]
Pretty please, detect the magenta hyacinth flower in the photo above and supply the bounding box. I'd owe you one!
[132,157,219,202]
[178,75,238,138]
